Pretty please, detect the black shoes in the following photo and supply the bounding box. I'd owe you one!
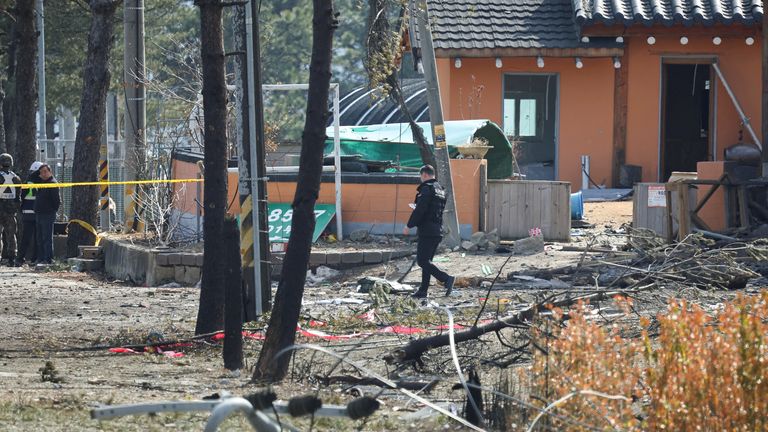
[411,289,428,298]
[444,276,456,297]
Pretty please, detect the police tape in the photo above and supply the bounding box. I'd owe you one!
[69,219,102,246]
[16,178,204,189]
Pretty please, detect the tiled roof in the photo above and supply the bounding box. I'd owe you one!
[414,0,623,52]
[573,0,763,26]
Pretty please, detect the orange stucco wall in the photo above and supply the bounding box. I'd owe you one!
[172,158,485,237]
[625,33,762,182]
[436,30,762,189]
[436,57,616,190]
[171,160,240,216]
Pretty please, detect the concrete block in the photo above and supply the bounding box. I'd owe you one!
[156,254,170,266]
[310,252,326,266]
[184,266,201,286]
[168,253,183,265]
[181,254,197,266]
[149,264,176,286]
[341,252,363,265]
[195,254,204,266]
[514,236,545,256]
[102,238,150,285]
[68,258,103,272]
[174,265,185,283]
[53,235,68,259]
[364,251,383,263]
[325,252,342,265]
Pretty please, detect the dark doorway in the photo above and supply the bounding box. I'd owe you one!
[661,63,712,181]
[503,74,558,180]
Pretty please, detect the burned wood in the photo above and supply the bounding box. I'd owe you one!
[385,289,643,364]
[314,374,440,392]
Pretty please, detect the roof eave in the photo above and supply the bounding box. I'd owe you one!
[434,47,625,58]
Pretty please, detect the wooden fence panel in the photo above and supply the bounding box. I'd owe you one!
[487,180,571,241]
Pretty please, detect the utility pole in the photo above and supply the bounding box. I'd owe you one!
[414,0,461,248]
[124,0,146,231]
[238,0,271,319]
[36,0,46,144]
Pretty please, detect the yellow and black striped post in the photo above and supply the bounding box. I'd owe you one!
[98,143,110,229]
[239,192,257,316]
[123,186,145,233]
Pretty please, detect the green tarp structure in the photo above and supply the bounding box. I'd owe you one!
[323,120,513,179]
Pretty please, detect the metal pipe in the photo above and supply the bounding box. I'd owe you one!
[333,84,343,239]
[36,0,46,143]
[712,62,762,149]
[204,398,280,432]
[91,401,220,420]
[245,0,263,316]
[581,155,590,190]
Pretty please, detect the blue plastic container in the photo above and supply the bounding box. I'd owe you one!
[570,191,584,220]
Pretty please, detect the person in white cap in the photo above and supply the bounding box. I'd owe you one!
[15,161,43,266]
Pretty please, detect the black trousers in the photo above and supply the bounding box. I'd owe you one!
[17,220,36,263]
[417,235,450,291]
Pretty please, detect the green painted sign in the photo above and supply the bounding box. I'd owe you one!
[268,203,336,243]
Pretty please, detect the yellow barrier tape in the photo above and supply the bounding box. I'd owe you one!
[68,219,102,246]
[18,178,203,189]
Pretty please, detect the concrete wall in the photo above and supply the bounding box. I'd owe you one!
[102,237,203,287]
[172,158,486,239]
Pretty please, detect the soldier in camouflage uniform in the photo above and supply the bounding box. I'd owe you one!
[0,154,21,265]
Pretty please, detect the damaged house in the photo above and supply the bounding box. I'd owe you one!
[407,0,763,188]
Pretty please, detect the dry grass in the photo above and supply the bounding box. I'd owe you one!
[514,293,768,431]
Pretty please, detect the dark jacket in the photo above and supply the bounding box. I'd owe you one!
[407,179,446,237]
[21,171,41,221]
[34,177,60,215]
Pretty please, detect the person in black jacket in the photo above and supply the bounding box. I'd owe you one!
[15,161,43,266]
[34,163,60,265]
[405,165,455,298]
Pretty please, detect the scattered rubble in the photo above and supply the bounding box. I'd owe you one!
[306,266,340,285]
[349,229,370,242]
[461,229,501,251]
[513,235,545,256]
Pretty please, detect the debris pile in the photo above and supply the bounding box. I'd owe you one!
[461,229,501,252]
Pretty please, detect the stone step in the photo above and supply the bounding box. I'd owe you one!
[68,258,104,272]
[78,245,104,260]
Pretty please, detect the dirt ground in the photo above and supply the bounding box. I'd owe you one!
[0,201,743,431]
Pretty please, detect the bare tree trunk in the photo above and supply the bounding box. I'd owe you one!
[14,0,37,179]
[66,0,121,258]
[0,86,6,153]
[222,216,244,371]
[194,0,228,335]
[253,0,337,383]
[4,21,18,158]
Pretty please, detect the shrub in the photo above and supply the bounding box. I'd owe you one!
[523,293,768,431]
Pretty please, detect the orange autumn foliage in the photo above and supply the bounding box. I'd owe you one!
[527,293,768,431]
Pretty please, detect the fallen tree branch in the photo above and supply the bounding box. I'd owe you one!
[384,287,652,364]
[314,374,440,392]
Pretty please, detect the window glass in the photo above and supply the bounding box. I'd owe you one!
[519,99,537,137]
[503,99,516,137]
